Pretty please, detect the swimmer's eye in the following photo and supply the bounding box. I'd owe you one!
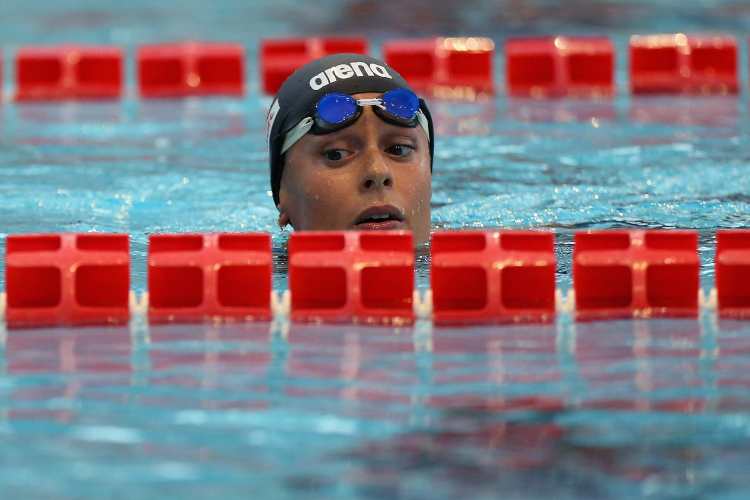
[386,144,415,158]
[322,149,351,162]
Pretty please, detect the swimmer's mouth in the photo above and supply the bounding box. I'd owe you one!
[353,205,406,230]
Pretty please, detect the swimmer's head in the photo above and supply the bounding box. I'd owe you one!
[266,53,434,244]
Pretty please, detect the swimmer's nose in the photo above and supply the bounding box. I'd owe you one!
[360,153,393,192]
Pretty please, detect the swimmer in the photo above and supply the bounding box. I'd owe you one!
[266,54,434,245]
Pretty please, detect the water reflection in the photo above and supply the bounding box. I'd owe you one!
[5,326,131,422]
[507,98,616,124]
[573,319,705,411]
[629,96,739,127]
[12,102,123,125]
[136,99,249,140]
[715,319,750,411]
[148,322,271,411]
[284,324,420,420]
[326,321,747,499]
[9,102,125,148]
[1,314,750,498]
[430,324,561,408]
[431,100,496,137]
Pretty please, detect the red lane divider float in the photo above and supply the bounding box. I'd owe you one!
[5,234,130,328]
[5,35,748,102]
[260,37,368,95]
[147,233,272,323]
[716,229,750,319]
[138,42,245,98]
[506,36,614,98]
[431,230,556,325]
[288,231,414,325]
[574,230,700,321]
[383,37,494,99]
[5,230,750,328]
[15,45,123,101]
[630,34,738,95]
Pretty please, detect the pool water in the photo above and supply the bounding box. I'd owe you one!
[3,1,750,498]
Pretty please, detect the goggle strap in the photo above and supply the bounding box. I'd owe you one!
[281,117,313,155]
[416,109,430,144]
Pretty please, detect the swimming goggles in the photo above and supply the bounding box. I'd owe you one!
[281,88,430,154]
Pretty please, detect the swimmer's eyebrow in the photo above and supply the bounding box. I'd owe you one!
[378,120,427,140]
[309,130,363,147]
[380,128,421,142]
[306,124,423,149]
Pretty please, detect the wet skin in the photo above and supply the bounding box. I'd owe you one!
[277,92,432,245]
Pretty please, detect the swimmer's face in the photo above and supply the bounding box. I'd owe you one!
[278,92,432,245]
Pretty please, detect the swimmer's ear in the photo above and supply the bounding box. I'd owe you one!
[277,183,293,229]
[278,210,291,229]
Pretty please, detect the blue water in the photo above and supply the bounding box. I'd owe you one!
[3,1,750,498]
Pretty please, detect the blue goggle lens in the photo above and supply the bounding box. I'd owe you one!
[316,93,358,125]
[382,88,420,121]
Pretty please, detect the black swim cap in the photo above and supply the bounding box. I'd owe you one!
[266,53,434,206]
